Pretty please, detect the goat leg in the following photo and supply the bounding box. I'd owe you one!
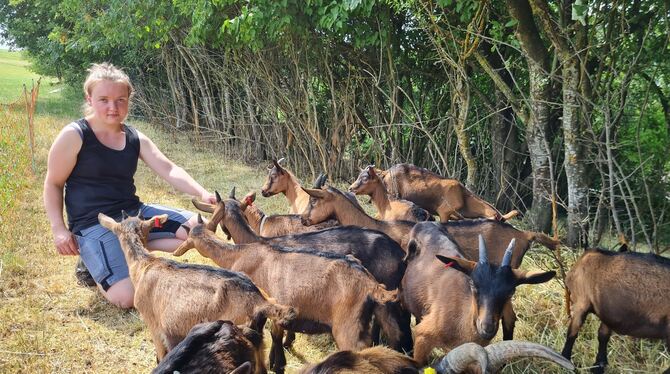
[269,322,287,374]
[561,305,588,360]
[592,323,611,374]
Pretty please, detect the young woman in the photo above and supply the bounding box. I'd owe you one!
[43,63,216,309]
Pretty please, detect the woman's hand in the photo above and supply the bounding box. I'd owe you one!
[200,191,217,204]
[53,227,80,255]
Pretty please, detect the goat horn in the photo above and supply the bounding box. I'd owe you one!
[121,210,129,220]
[229,186,236,199]
[314,173,325,188]
[215,191,222,203]
[434,342,488,374]
[180,224,191,234]
[501,238,516,267]
[197,213,204,224]
[478,234,488,264]
[485,340,575,372]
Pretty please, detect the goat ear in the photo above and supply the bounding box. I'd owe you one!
[230,362,252,374]
[436,255,476,275]
[404,239,420,263]
[192,197,215,213]
[514,270,556,285]
[98,213,118,230]
[301,186,327,199]
[121,210,129,220]
[140,214,168,231]
[243,191,256,203]
[368,166,377,177]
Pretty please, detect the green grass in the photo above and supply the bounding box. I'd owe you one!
[1,50,668,373]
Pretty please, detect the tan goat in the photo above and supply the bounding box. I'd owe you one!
[175,217,411,374]
[240,191,337,237]
[380,163,518,222]
[98,212,296,365]
[349,165,434,222]
[561,246,670,373]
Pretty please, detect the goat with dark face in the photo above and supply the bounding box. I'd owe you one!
[402,235,556,365]
[152,320,264,374]
[562,246,670,373]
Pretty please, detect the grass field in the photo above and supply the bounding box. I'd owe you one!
[1,50,668,373]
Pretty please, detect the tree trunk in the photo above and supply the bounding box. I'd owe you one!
[562,54,588,248]
[506,0,554,232]
[525,63,553,232]
[453,72,477,190]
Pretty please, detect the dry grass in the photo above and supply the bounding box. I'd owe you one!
[1,59,668,373]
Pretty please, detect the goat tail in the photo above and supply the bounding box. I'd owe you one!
[371,287,398,305]
[254,300,298,332]
[527,232,560,251]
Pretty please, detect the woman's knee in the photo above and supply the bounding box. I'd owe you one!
[102,278,134,309]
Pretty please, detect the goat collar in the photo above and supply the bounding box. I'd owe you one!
[259,214,268,235]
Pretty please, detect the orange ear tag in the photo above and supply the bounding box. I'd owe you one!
[154,217,162,228]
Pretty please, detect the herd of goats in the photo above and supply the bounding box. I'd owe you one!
[96,161,670,373]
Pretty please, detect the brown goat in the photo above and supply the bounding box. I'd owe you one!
[299,341,573,374]
[193,191,408,291]
[402,235,555,365]
[408,221,559,341]
[561,247,670,373]
[240,191,338,237]
[379,163,518,222]
[175,218,411,373]
[349,165,433,222]
[300,186,557,259]
[301,185,416,250]
[97,213,296,364]
[152,320,263,374]
[196,189,410,350]
[261,161,363,213]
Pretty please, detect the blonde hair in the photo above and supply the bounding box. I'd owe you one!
[82,62,134,117]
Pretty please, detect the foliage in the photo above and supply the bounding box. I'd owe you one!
[1,0,668,246]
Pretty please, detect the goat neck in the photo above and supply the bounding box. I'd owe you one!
[176,223,245,270]
[220,200,262,244]
[241,205,265,235]
[278,170,309,214]
[368,179,393,218]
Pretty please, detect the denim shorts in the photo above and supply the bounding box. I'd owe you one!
[74,203,193,291]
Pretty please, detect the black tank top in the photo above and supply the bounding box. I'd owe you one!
[65,119,142,233]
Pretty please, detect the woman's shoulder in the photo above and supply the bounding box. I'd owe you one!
[50,121,85,155]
